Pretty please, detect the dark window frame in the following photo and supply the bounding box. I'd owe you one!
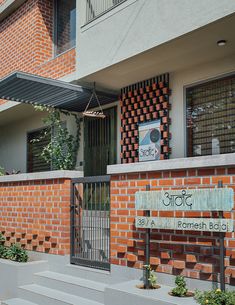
[186,74,235,158]
[27,126,52,173]
[54,0,76,57]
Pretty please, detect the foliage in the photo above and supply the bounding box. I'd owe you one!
[7,244,28,263]
[0,233,5,244]
[143,264,157,288]
[171,275,188,297]
[195,288,235,305]
[32,105,81,170]
[0,167,4,176]
[0,245,9,259]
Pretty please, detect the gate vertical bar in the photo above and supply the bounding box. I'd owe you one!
[218,180,225,291]
[145,184,151,289]
[70,180,75,261]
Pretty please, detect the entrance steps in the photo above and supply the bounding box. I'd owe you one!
[2,264,198,305]
[2,265,107,305]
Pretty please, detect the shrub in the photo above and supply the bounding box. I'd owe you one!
[0,245,9,259]
[171,275,188,297]
[7,244,28,263]
[0,167,4,176]
[143,264,157,288]
[195,288,235,305]
[0,233,5,244]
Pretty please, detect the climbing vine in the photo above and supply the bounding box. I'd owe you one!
[32,105,81,170]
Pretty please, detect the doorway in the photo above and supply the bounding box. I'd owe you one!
[84,106,117,176]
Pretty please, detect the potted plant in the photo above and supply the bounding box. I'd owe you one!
[136,264,160,289]
[169,275,194,297]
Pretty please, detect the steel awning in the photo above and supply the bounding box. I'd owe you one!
[0,72,117,112]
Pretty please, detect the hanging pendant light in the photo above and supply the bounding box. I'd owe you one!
[83,84,106,119]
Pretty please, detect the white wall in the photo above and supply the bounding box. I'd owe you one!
[77,0,235,79]
[0,108,83,173]
[170,54,235,159]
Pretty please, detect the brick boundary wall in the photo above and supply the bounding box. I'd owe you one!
[0,178,71,255]
[110,167,235,285]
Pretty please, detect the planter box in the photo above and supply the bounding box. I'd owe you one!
[0,258,48,300]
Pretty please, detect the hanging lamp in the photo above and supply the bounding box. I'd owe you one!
[83,85,106,119]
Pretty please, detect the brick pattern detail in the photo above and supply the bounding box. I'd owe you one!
[120,74,171,164]
[0,0,76,105]
[0,178,71,255]
[110,167,235,285]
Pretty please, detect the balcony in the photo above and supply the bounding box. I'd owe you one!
[85,0,126,24]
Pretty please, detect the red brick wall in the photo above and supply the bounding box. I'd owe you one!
[110,167,235,285]
[0,0,76,105]
[0,178,71,255]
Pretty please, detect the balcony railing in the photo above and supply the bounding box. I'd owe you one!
[85,0,126,24]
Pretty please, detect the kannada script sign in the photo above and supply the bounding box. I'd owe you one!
[135,217,234,232]
[135,188,234,211]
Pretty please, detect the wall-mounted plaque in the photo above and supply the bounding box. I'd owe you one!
[135,188,234,211]
[135,217,234,232]
[139,120,161,162]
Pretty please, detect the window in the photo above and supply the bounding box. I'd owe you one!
[55,0,76,56]
[27,128,51,173]
[186,75,235,157]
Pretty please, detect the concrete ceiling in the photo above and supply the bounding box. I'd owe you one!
[79,13,235,91]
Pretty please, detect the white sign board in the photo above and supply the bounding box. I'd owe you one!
[135,217,234,232]
[135,188,234,211]
[138,120,161,162]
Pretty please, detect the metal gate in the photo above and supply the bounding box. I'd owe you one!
[70,176,110,270]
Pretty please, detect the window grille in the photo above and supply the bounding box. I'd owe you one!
[186,75,235,157]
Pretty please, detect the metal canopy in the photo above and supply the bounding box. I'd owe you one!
[0,72,117,112]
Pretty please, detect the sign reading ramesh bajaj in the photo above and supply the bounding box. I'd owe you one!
[135,217,234,232]
[135,188,234,211]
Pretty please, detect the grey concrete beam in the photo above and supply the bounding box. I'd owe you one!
[107,153,235,175]
[0,170,84,183]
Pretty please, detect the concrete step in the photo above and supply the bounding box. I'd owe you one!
[34,271,106,303]
[2,298,38,305]
[18,284,103,305]
[61,264,113,284]
[105,280,198,305]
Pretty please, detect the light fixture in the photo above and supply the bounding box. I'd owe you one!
[217,40,227,46]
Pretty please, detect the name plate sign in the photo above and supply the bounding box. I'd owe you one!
[135,217,234,232]
[135,188,234,211]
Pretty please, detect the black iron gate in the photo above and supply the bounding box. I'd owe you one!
[70,176,110,270]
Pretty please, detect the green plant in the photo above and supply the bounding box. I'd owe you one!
[0,233,5,244]
[0,245,9,259]
[7,244,28,262]
[144,264,157,288]
[195,288,235,305]
[32,106,81,170]
[171,275,188,297]
[0,166,5,176]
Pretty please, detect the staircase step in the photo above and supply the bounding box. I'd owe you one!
[19,284,103,305]
[34,271,106,302]
[62,264,112,284]
[2,298,38,305]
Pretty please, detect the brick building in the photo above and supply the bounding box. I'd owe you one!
[0,0,235,304]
